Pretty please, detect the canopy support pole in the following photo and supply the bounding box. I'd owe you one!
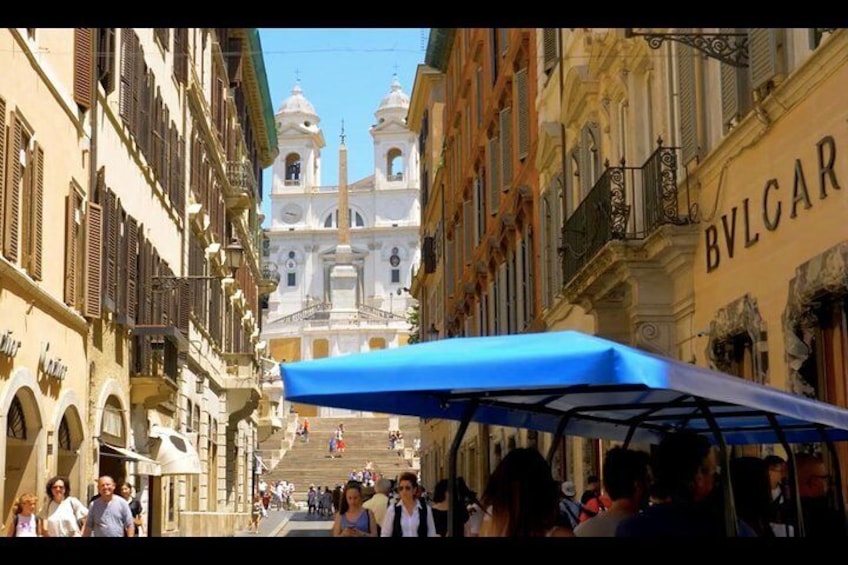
[448,399,478,538]
[696,399,738,537]
[546,414,571,467]
[817,424,847,535]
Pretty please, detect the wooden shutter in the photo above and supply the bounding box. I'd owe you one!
[423,236,435,274]
[4,113,22,262]
[749,28,784,92]
[475,67,483,127]
[119,29,134,124]
[677,43,699,165]
[73,28,93,110]
[105,191,118,310]
[31,143,44,280]
[0,97,6,241]
[500,107,512,190]
[64,186,78,306]
[99,28,116,95]
[178,279,191,337]
[487,137,500,215]
[116,206,127,319]
[132,40,144,136]
[463,200,473,266]
[126,216,138,324]
[176,135,186,211]
[516,68,529,160]
[543,29,558,73]
[84,201,103,319]
[499,28,509,56]
[136,234,148,324]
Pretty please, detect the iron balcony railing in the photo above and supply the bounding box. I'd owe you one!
[560,141,693,285]
[226,161,258,196]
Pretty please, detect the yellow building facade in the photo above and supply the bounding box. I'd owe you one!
[537,28,848,493]
[0,28,91,522]
[0,27,278,536]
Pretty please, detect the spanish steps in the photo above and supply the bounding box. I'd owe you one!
[258,414,420,502]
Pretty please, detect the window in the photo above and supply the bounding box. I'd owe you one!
[3,109,44,279]
[324,209,365,228]
[285,153,301,185]
[387,148,403,181]
[287,272,296,287]
[97,28,116,94]
[154,28,170,51]
[6,396,26,440]
[58,415,72,451]
[391,269,400,283]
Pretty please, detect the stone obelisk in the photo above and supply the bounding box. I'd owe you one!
[329,122,358,319]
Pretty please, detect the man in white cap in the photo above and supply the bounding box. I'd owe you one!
[559,481,582,530]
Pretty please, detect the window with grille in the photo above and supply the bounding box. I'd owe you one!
[59,415,72,450]
[7,397,26,440]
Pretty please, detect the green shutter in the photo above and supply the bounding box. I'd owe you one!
[749,28,785,92]
[516,68,529,160]
[677,44,698,165]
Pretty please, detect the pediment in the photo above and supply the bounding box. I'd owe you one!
[371,119,409,134]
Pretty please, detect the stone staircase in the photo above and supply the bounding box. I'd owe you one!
[260,415,420,502]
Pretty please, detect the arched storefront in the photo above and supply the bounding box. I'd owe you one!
[1,368,45,522]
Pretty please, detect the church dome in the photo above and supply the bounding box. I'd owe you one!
[276,82,319,124]
[375,76,409,116]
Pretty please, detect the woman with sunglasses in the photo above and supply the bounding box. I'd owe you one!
[332,481,377,537]
[39,475,88,537]
[380,472,437,537]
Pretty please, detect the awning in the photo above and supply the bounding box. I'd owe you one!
[100,442,161,476]
[149,425,202,475]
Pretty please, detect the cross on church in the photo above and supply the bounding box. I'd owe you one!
[340,119,346,144]
[295,68,300,82]
[393,63,399,75]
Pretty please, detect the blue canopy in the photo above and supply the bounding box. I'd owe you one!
[281,330,848,445]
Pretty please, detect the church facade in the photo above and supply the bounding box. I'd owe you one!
[261,78,420,417]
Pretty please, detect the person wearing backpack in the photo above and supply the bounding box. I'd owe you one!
[6,492,40,537]
[558,481,582,530]
[380,472,437,537]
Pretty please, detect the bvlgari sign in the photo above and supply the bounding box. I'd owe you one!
[705,135,841,273]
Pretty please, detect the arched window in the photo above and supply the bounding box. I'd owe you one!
[387,148,403,181]
[58,415,72,450]
[324,209,365,228]
[7,396,26,440]
[285,153,302,185]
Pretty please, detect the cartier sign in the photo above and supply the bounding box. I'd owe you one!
[705,135,841,273]
[0,330,21,358]
[38,342,68,380]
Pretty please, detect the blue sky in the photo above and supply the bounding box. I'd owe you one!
[258,28,429,227]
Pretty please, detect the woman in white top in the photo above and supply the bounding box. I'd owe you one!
[380,472,438,537]
[39,475,88,537]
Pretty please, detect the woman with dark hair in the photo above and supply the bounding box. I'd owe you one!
[480,447,573,537]
[39,475,88,537]
[332,481,377,537]
[381,471,437,537]
[430,477,476,537]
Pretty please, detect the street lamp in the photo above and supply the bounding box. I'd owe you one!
[152,238,244,291]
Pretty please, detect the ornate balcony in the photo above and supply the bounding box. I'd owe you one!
[259,261,281,295]
[560,141,692,286]
[225,161,256,210]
